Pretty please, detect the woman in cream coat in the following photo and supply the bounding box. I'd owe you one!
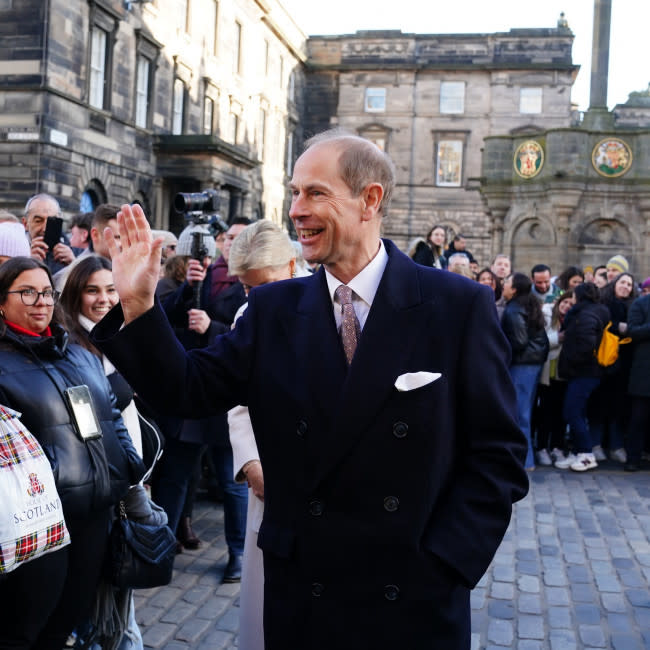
[226,221,301,650]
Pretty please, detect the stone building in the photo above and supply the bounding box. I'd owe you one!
[303,24,578,264]
[0,0,306,231]
[480,0,650,278]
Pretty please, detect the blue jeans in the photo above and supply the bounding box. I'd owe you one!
[509,364,542,469]
[154,437,247,555]
[563,377,601,453]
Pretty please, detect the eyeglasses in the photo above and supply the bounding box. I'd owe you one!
[6,289,60,306]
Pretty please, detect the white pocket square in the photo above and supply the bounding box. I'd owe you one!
[394,371,442,392]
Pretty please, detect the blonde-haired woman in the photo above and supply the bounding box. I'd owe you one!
[227,220,296,650]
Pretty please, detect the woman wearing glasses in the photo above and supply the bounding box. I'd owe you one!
[0,257,144,649]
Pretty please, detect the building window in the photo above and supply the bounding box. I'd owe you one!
[258,109,266,159]
[440,82,465,114]
[180,0,191,34]
[203,97,214,135]
[230,112,239,143]
[520,87,542,114]
[89,27,108,109]
[436,140,463,186]
[365,88,386,112]
[135,57,150,128]
[207,1,218,55]
[234,21,242,75]
[288,71,296,102]
[172,79,185,135]
[286,129,294,176]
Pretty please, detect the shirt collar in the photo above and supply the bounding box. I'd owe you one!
[325,239,388,307]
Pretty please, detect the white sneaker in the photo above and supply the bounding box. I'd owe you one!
[610,447,627,463]
[570,453,598,472]
[536,449,553,466]
[555,453,577,469]
[550,448,566,463]
[592,445,607,461]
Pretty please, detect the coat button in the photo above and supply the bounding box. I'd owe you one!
[383,496,399,512]
[297,420,308,438]
[309,500,324,516]
[311,582,324,597]
[392,421,408,438]
[384,584,400,601]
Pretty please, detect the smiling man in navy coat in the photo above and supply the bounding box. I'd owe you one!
[92,129,528,649]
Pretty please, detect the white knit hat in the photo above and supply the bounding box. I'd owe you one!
[0,222,30,258]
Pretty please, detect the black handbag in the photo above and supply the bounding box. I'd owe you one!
[107,500,177,589]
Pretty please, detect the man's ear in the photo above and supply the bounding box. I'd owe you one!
[361,183,384,220]
[90,226,99,246]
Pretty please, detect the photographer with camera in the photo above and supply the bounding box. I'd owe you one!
[151,196,251,581]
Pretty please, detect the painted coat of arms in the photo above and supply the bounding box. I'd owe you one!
[514,140,544,179]
[592,138,632,177]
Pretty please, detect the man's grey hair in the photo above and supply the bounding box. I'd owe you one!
[228,220,295,277]
[304,128,396,216]
[24,193,61,216]
[492,253,511,264]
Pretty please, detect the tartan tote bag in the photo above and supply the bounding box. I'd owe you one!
[0,404,70,573]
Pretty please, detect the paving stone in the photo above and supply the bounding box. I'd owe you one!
[470,588,486,610]
[197,630,234,650]
[548,606,572,629]
[488,600,514,619]
[175,617,213,643]
[594,574,622,592]
[627,589,650,607]
[518,615,544,640]
[141,623,177,649]
[159,603,196,625]
[195,596,231,620]
[149,587,186,609]
[490,582,514,599]
[518,594,542,615]
[578,624,607,647]
[549,629,578,650]
[611,633,644,649]
[546,586,570,606]
[487,619,513,645]
[215,608,239,633]
[518,575,540,593]
[492,565,515,582]
[601,592,627,613]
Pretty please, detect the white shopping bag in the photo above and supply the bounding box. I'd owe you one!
[0,404,70,573]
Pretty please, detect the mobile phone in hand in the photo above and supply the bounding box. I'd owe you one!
[43,217,63,249]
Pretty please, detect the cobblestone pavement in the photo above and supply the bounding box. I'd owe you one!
[136,465,650,649]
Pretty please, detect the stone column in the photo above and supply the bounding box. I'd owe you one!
[589,0,612,110]
[638,193,650,279]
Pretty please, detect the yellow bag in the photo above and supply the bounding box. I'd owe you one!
[596,321,631,367]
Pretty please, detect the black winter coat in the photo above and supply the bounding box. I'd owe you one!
[627,294,650,396]
[501,300,549,365]
[558,301,610,379]
[0,324,144,518]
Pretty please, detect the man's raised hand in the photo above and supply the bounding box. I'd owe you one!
[108,204,163,324]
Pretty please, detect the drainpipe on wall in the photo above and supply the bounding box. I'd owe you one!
[406,69,418,242]
[36,0,51,196]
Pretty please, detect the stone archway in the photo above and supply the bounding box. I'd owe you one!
[509,217,556,274]
[576,218,633,270]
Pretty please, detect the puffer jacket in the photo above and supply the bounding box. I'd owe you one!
[558,301,610,379]
[0,323,144,518]
[501,299,549,365]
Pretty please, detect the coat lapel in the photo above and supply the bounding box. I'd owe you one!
[306,241,437,491]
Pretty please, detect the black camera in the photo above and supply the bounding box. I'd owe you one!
[174,189,220,214]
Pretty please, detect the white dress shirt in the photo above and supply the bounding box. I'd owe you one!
[325,239,389,332]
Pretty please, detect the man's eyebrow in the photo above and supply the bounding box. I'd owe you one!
[289,182,329,193]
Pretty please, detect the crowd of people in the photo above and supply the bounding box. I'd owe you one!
[410,227,650,473]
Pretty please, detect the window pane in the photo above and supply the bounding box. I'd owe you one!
[440,82,465,114]
[135,57,150,128]
[520,87,542,114]
[234,22,242,74]
[89,28,107,109]
[437,140,463,186]
[203,97,213,134]
[172,79,184,135]
[365,88,386,112]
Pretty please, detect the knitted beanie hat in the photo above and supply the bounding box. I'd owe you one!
[606,254,629,274]
[641,277,650,290]
[0,222,30,258]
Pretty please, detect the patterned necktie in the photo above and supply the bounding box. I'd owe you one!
[335,284,361,365]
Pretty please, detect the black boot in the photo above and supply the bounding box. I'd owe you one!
[222,552,242,583]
